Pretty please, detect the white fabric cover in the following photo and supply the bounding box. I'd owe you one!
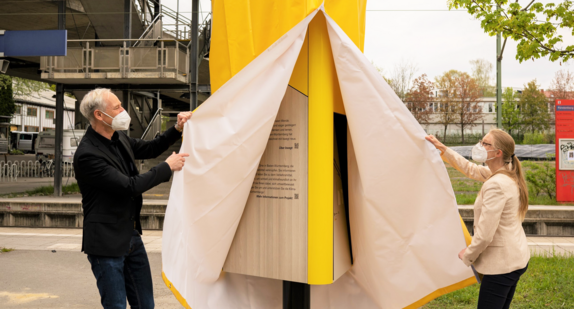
[162,7,473,309]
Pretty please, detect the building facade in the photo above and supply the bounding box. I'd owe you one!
[421,95,555,137]
[12,89,76,132]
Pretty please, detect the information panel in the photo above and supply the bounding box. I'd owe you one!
[224,86,309,282]
[556,100,574,202]
[559,139,574,170]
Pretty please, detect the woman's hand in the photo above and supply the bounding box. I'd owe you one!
[458,247,467,260]
[425,135,447,155]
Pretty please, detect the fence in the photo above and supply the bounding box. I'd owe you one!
[435,132,555,146]
[0,160,75,182]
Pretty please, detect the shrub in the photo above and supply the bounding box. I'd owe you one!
[523,132,545,144]
[437,132,483,145]
[9,149,24,155]
[522,132,555,145]
[522,157,556,199]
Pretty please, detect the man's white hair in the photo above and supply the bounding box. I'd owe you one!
[80,88,113,124]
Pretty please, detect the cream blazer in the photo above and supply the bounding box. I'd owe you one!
[441,148,530,275]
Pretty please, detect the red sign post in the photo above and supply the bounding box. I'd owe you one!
[556,99,574,202]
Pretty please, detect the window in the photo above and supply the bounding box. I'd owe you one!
[20,134,32,140]
[15,105,21,115]
[27,107,37,117]
[488,103,493,113]
[45,110,54,119]
[43,128,54,132]
[25,126,39,132]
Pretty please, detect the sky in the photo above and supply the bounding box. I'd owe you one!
[162,0,574,90]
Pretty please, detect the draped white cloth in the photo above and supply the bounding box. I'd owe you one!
[162,6,473,309]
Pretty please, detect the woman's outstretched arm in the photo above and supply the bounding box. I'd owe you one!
[425,135,491,182]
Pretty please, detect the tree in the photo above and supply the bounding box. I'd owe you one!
[435,70,484,143]
[373,61,394,87]
[449,0,574,63]
[520,80,551,132]
[387,59,419,101]
[549,69,574,99]
[0,75,16,122]
[435,70,461,141]
[453,73,484,144]
[12,77,49,97]
[495,87,522,135]
[470,59,494,96]
[405,74,433,125]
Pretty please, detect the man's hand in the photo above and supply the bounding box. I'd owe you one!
[165,152,189,171]
[425,135,448,155]
[175,112,193,131]
[458,247,467,260]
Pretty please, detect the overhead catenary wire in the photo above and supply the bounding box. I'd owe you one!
[0,9,474,17]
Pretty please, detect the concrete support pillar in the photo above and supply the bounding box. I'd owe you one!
[537,221,548,236]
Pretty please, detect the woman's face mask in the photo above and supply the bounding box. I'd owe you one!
[471,142,497,163]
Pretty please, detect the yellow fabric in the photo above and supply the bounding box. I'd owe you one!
[210,0,366,94]
[162,271,192,309]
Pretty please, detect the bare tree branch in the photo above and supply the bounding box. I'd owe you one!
[521,0,536,11]
[498,37,508,60]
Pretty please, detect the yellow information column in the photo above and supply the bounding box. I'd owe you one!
[212,0,367,287]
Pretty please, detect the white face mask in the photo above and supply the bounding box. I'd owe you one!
[100,110,131,131]
[471,142,497,163]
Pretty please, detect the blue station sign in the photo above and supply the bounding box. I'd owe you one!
[0,30,67,57]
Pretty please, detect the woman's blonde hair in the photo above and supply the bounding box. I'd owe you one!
[488,129,529,221]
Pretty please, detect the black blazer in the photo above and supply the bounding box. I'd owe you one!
[73,125,181,257]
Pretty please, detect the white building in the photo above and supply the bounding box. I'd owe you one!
[11,89,76,132]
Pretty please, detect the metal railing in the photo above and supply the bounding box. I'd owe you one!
[40,38,190,80]
[139,108,163,172]
[0,160,75,182]
[141,108,163,141]
[133,14,163,47]
[134,0,210,41]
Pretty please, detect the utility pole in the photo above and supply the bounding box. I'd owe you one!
[496,5,502,129]
[54,0,66,197]
[189,0,199,110]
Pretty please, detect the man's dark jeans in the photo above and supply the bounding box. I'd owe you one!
[87,230,154,309]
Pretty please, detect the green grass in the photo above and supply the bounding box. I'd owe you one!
[1,247,14,253]
[456,194,479,205]
[422,254,574,308]
[0,183,80,198]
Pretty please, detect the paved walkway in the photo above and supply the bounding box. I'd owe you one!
[0,227,573,257]
[0,227,571,308]
[0,227,163,252]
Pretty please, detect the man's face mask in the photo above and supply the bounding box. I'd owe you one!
[99,110,131,131]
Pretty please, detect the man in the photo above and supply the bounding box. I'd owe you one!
[73,88,191,309]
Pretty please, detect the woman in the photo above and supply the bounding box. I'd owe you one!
[426,129,530,309]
